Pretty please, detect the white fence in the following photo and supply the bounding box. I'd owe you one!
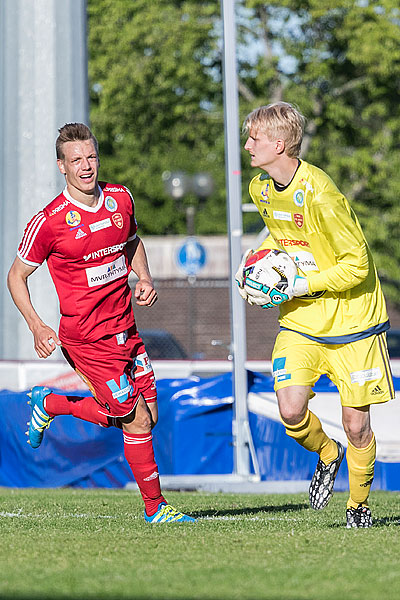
[0,359,273,392]
[1,359,400,392]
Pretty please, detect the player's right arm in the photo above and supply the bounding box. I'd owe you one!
[7,257,61,358]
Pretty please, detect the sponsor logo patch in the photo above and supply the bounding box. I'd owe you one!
[89,218,112,233]
[350,367,382,387]
[85,255,127,287]
[288,251,318,272]
[278,239,310,248]
[132,352,152,378]
[83,242,126,261]
[273,210,292,222]
[112,213,124,229]
[272,357,291,382]
[106,374,132,404]
[105,196,118,212]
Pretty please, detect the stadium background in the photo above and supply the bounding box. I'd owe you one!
[1,0,399,488]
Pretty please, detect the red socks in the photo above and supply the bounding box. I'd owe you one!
[123,431,165,516]
[44,393,164,514]
[44,392,115,428]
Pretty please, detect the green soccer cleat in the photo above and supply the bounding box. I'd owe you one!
[26,386,53,449]
[144,502,196,524]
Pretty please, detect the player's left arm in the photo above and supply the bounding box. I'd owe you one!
[306,192,370,294]
[127,236,158,307]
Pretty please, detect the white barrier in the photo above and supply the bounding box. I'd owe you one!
[0,359,274,392]
[1,359,400,392]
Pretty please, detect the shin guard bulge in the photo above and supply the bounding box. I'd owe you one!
[123,431,165,516]
[346,434,376,509]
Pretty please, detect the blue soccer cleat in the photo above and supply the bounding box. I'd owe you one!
[26,386,53,449]
[144,502,196,524]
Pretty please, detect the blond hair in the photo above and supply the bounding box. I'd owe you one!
[243,102,305,158]
[56,123,99,160]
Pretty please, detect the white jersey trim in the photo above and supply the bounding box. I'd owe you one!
[18,211,46,260]
[62,185,104,213]
[16,252,41,267]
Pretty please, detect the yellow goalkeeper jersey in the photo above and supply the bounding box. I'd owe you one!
[249,159,389,342]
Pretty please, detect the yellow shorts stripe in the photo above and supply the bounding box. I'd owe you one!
[377,333,395,399]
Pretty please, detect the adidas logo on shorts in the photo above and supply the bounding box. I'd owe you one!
[371,385,384,395]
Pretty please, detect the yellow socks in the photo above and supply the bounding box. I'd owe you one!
[346,434,376,509]
[283,410,338,464]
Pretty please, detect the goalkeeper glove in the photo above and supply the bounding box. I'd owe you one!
[235,248,254,301]
[284,274,309,299]
[247,274,308,309]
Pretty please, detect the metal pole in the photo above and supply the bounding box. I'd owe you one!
[0,0,88,360]
[220,0,250,476]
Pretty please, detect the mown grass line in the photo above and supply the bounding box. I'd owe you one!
[0,488,399,600]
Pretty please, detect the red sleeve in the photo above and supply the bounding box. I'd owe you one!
[17,211,53,266]
[125,187,138,240]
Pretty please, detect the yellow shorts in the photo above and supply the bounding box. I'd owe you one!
[272,329,395,407]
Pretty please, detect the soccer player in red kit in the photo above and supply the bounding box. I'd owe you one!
[7,122,195,524]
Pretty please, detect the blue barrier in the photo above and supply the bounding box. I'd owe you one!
[0,372,399,490]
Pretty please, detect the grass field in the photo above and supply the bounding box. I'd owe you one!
[0,488,399,600]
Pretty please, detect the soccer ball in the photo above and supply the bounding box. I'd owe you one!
[243,249,298,308]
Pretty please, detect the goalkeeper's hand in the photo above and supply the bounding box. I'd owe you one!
[282,274,309,300]
[235,248,254,301]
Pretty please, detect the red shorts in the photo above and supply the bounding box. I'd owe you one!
[61,327,157,418]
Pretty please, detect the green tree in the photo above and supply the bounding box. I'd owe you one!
[88,0,400,302]
[88,0,225,235]
[240,0,400,303]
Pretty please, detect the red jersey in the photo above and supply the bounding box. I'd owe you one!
[18,182,138,344]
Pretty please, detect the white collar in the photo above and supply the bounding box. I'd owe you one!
[63,185,104,213]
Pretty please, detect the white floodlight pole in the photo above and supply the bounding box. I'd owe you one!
[220,0,251,476]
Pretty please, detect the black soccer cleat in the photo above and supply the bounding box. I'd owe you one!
[346,504,372,528]
[309,440,345,510]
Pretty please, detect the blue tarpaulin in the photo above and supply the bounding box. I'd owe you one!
[0,372,399,490]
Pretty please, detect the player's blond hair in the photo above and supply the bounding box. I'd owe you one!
[243,102,305,158]
[56,123,99,160]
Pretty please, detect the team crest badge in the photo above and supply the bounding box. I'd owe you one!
[112,213,124,229]
[65,210,81,227]
[294,213,303,228]
[105,196,118,212]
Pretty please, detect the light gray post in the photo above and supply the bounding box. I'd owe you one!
[0,0,88,359]
[220,0,250,476]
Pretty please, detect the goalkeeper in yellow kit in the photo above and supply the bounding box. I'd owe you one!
[236,101,394,528]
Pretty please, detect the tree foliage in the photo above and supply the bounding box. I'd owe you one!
[88,0,400,302]
[88,0,225,235]
[240,0,400,302]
